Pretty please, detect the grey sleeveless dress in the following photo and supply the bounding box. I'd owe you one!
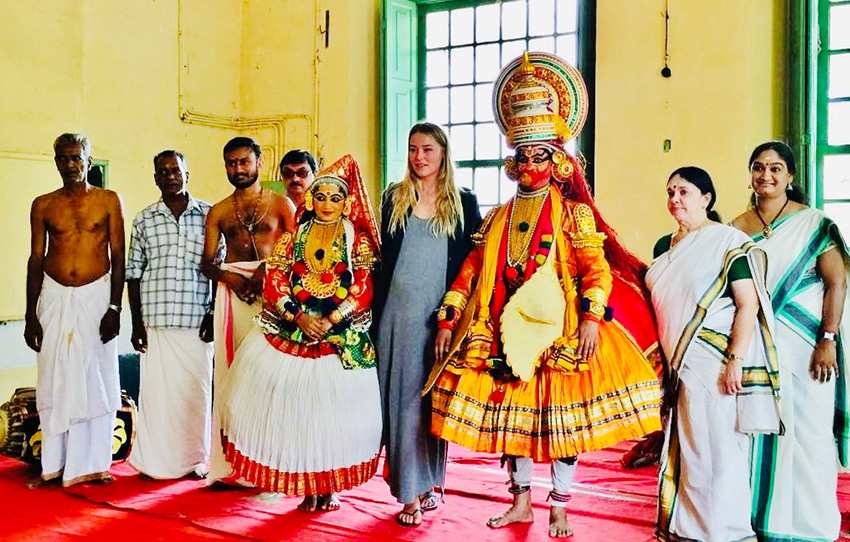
[377,215,448,504]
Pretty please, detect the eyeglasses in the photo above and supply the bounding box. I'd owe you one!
[281,167,311,180]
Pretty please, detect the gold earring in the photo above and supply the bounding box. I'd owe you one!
[304,191,314,211]
[552,150,574,179]
[342,198,352,217]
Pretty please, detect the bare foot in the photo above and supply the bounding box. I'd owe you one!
[26,476,60,490]
[487,493,534,528]
[548,507,573,538]
[298,495,319,512]
[317,493,341,512]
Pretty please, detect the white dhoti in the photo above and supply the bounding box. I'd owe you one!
[218,328,382,495]
[129,327,213,479]
[208,261,262,483]
[36,273,120,486]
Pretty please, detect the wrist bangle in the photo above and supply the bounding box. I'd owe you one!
[724,352,743,364]
[108,303,121,313]
[820,331,837,342]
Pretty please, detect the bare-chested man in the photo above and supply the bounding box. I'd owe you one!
[202,136,295,483]
[24,133,125,488]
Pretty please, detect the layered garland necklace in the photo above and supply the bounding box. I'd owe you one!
[233,187,269,258]
[754,196,790,238]
[507,186,548,266]
[290,219,352,313]
[504,186,549,286]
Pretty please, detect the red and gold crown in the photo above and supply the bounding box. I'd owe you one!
[493,52,588,149]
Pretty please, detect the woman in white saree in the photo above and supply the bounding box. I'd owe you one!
[732,141,849,542]
[651,167,782,542]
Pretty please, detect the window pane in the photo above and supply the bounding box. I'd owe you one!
[426,11,449,49]
[426,88,449,126]
[450,85,474,124]
[475,83,495,122]
[501,1,527,41]
[830,5,850,50]
[451,7,474,46]
[828,102,850,145]
[475,167,501,205]
[476,3,500,42]
[426,50,448,87]
[824,203,850,240]
[475,123,501,160]
[556,34,577,65]
[500,167,516,204]
[455,166,473,189]
[829,53,850,98]
[529,36,555,54]
[502,39,528,68]
[475,43,500,82]
[557,0,578,33]
[529,0,555,36]
[451,46,474,85]
[451,124,474,160]
[823,154,850,200]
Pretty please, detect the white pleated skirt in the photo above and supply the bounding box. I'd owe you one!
[218,328,381,495]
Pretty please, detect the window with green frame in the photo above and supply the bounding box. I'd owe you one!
[382,0,595,214]
[816,0,850,236]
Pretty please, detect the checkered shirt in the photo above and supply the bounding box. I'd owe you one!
[126,196,217,329]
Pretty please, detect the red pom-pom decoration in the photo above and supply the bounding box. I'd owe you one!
[295,289,311,303]
[504,266,519,282]
[334,261,348,274]
[292,262,307,275]
[320,272,334,284]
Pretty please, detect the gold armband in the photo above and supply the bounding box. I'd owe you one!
[570,203,607,249]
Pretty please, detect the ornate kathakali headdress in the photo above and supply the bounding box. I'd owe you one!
[310,154,381,252]
[494,51,588,150]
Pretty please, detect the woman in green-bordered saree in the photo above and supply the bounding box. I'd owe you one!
[652,167,782,542]
[732,141,849,542]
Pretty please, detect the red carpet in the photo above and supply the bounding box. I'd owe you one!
[1,443,849,541]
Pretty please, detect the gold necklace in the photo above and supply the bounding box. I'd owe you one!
[304,220,342,273]
[754,196,790,238]
[507,189,548,266]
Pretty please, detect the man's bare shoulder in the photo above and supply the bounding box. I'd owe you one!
[208,195,235,216]
[31,190,61,211]
[269,192,295,212]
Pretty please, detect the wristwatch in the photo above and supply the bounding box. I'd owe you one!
[108,303,121,313]
[820,330,837,342]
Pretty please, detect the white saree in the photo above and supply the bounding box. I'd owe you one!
[649,224,781,542]
[745,208,850,542]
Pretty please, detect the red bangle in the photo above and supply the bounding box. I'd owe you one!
[582,314,601,323]
[437,320,454,330]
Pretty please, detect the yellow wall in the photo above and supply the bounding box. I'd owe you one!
[594,0,787,257]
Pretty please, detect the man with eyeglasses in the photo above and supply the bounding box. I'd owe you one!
[278,149,317,209]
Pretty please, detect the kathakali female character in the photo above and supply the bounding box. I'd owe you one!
[217,155,382,512]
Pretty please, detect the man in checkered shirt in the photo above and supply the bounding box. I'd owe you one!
[126,149,216,479]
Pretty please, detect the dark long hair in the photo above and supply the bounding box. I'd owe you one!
[748,141,807,205]
[668,166,721,222]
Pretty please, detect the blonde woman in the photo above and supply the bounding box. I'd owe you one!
[373,122,481,527]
